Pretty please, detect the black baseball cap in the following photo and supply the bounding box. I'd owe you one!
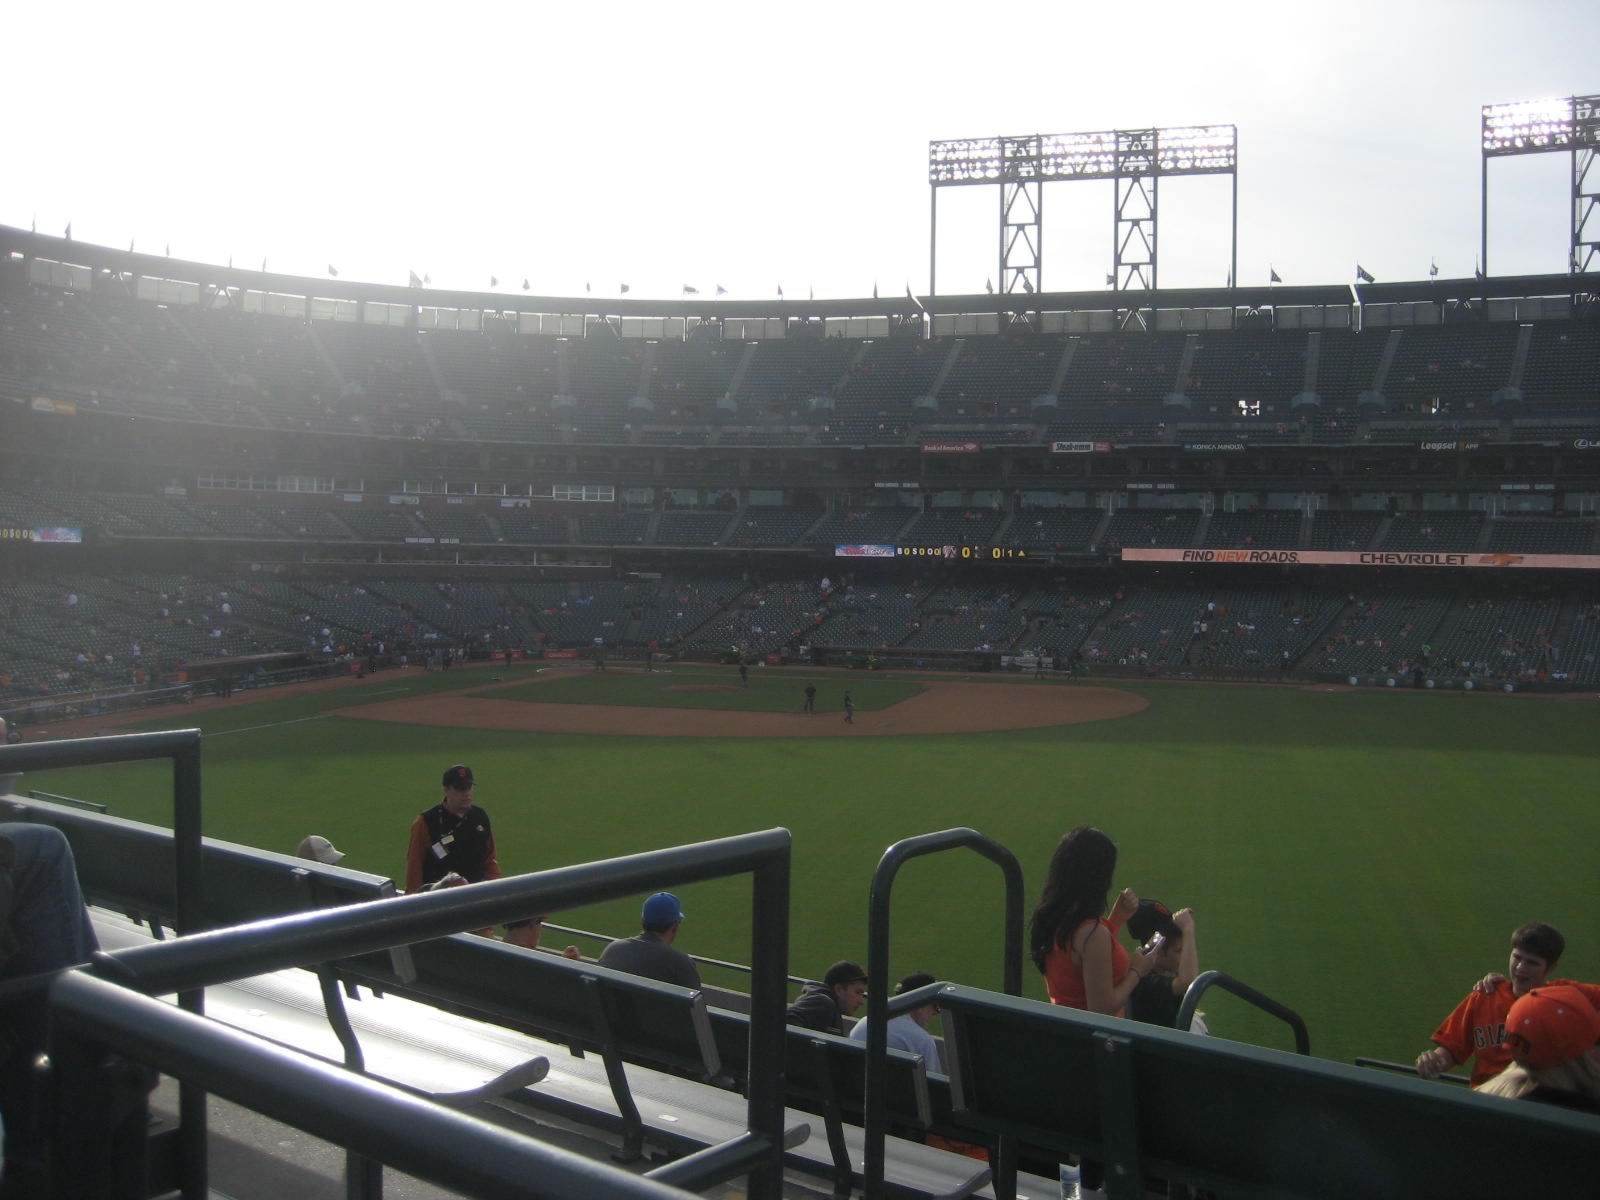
[442,764,475,789]
[823,960,868,988]
[1126,899,1178,944]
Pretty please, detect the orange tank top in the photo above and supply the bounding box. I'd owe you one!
[1043,917,1129,1017]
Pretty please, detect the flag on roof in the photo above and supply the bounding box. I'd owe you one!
[1356,264,1375,283]
[716,284,728,296]
[128,238,134,253]
[522,279,530,291]
[1429,259,1439,278]
[408,270,423,288]
[620,283,630,294]
[261,258,268,272]
[905,283,926,313]
[682,284,698,295]
[1474,259,1485,281]
[808,285,814,301]
[777,284,784,298]
[1270,267,1282,284]
[1022,278,1034,294]
[585,281,591,293]
[984,278,994,294]
[228,257,233,269]
[490,275,498,287]
[64,222,72,240]
[1105,272,1115,286]
[872,282,879,299]
[328,265,339,278]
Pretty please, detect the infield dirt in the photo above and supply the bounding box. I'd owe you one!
[333,674,1148,737]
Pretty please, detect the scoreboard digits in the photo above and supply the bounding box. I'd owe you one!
[895,545,1028,560]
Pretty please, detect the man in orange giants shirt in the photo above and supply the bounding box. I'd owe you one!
[1415,922,1600,1088]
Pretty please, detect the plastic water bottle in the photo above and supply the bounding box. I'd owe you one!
[1058,1160,1082,1200]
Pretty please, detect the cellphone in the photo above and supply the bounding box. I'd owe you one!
[1145,933,1166,955]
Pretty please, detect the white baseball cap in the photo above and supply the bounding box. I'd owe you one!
[296,835,346,865]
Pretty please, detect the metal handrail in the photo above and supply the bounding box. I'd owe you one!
[1354,1056,1472,1086]
[1175,969,1311,1055]
[538,920,816,986]
[81,827,795,1200]
[49,972,692,1200]
[863,828,1025,1200]
[0,728,209,1196]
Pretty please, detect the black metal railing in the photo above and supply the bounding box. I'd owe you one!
[68,827,794,1200]
[49,971,693,1200]
[0,728,209,1195]
[1175,969,1311,1055]
[863,828,1024,1200]
[1354,1056,1471,1086]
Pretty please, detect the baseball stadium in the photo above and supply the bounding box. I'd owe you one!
[1,22,1598,1199]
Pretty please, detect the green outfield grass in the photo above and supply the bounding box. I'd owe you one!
[490,667,922,713]
[23,665,1599,1073]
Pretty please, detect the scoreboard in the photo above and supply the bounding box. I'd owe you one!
[835,543,1031,561]
[0,527,84,543]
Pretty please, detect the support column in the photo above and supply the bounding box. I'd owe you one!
[1574,142,1598,275]
[999,135,1043,302]
[1114,128,1158,330]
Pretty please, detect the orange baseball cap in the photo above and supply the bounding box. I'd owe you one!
[1503,985,1600,1069]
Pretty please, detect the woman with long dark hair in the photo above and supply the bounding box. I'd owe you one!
[1029,826,1156,1017]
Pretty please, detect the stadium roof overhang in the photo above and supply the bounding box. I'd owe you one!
[1354,273,1600,304]
[4,224,1591,320]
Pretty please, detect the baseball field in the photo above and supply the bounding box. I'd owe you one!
[22,660,1600,1072]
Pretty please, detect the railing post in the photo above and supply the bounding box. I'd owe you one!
[746,835,791,1200]
[172,734,208,1199]
[863,829,1024,1200]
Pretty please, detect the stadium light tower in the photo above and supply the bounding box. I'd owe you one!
[928,122,1237,327]
[1481,94,1600,275]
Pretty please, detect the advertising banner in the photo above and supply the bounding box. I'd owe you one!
[33,527,84,544]
[919,440,982,454]
[1121,547,1600,570]
[1049,440,1109,454]
[834,544,898,558]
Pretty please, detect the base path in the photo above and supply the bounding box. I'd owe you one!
[333,680,1148,738]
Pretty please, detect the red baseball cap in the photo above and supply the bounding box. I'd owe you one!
[1503,985,1600,1069]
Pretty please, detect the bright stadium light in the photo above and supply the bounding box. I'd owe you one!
[928,123,1237,311]
[1481,96,1580,155]
[1479,93,1600,276]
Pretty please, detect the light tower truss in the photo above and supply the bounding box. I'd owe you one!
[1481,94,1600,276]
[928,123,1237,327]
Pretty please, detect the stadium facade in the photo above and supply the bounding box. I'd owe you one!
[1,225,1597,716]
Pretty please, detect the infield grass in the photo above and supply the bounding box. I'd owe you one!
[25,665,1600,1073]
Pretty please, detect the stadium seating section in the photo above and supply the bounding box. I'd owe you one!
[5,268,1598,451]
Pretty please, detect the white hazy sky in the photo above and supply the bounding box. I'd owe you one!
[5,1,1597,300]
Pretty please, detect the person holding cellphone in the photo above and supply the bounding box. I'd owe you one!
[1028,826,1158,1019]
